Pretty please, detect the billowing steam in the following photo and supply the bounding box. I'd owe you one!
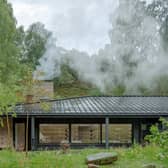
[38,0,168,94]
[37,37,66,80]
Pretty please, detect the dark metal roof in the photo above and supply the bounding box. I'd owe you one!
[14,96,168,117]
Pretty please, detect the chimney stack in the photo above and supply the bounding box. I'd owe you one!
[34,80,54,101]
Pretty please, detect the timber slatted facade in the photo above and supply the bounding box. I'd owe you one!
[0,119,13,149]
[0,96,168,150]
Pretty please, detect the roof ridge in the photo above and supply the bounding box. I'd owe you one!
[16,95,168,106]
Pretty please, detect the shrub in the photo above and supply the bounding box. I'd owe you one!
[145,118,168,159]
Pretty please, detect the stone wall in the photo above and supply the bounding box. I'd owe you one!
[26,80,54,103]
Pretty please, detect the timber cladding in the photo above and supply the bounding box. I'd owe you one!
[38,123,132,144]
[0,118,13,149]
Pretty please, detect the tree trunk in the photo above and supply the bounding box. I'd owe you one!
[25,111,29,157]
[6,114,11,149]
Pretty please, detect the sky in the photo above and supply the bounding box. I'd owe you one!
[9,0,153,55]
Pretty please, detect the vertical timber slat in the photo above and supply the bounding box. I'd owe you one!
[100,124,102,144]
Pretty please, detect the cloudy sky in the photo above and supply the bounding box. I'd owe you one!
[9,0,152,54]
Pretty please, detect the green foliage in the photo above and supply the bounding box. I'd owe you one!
[0,1,29,150]
[0,83,18,115]
[138,85,151,95]
[137,75,168,96]
[18,22,52,69]
[88,88,102,96]
[153,75,168,95]
[0,83,18,149]
[54,64,78,87]
[0,0,20,84]
[147,0,168,52]
[53,63,102,98]
[111,85,126,96]
[54,81,102,98]
[145,118,168,159]
[40,102,51,112]
[0,83,18,128]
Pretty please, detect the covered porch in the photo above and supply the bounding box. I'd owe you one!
[13,115,160,150]
[11,96,168,150]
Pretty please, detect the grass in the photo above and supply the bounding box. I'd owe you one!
[54,81,102,99]
[0,145,167,168]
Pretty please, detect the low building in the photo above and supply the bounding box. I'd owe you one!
[0,96,168,150]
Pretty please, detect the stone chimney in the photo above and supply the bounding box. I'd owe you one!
[26,94,34,103]
[23,80,54,102]
[34,80,54,101]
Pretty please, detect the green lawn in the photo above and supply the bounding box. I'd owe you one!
[0,145,167,168]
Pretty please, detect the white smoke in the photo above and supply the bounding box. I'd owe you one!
[36,37,67,80]
[38,0,168,94]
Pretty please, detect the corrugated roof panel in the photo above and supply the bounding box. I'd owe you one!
[14,96,168,116]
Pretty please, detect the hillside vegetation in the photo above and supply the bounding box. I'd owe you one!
[53,64,168,98]
[54,81,102,99]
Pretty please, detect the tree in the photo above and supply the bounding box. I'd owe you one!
[0,84,18,149]
[21,68,38,156]
[147,0,168,52]
[54,64,78,87]
[0,0,24,149]
[107,0,161,93]
[109,0,145,78]
[21,68,52,156]
[153,75,168,95]
[19,22,52,69]
[0,0,20,84]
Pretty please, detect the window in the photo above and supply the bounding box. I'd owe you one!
[102,124,132,144]
[39,123,132,145]
[39,124,69,144]
[71,124,100,143]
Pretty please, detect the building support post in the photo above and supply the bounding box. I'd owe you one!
[69,123,71,143]
[105,117,109,149]
[133,120,140,144]
[31,116,36,150]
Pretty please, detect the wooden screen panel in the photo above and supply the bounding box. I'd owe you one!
[15,123,25,151]
[71,124,100,144]
[0,118,13,149]
[102,124,132,144]
[39,124,69,144]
